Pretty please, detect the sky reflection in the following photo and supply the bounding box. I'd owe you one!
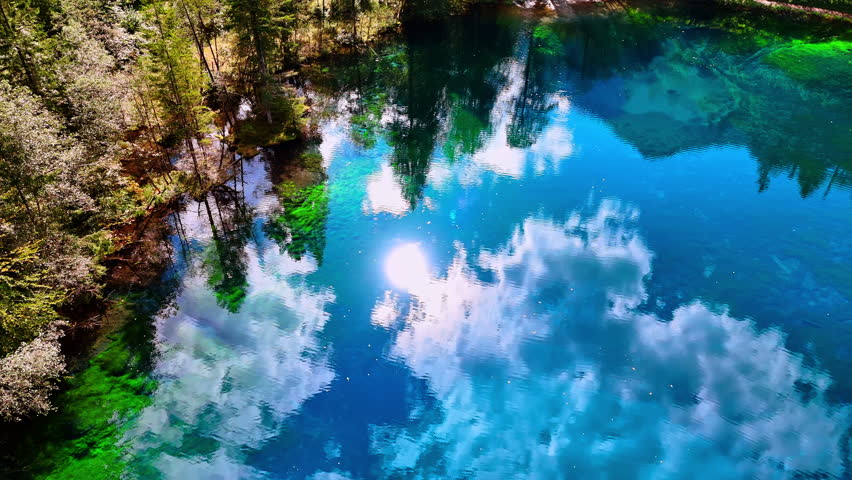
[369,199,849,479]
[85,9,852,480]
[125,160,336,479]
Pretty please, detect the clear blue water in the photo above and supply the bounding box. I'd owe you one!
[16,7,852,480]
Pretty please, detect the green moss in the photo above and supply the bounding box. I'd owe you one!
[298,151,325,174]
[0,291,167,479]
[350,91,389,149]
[722,0,852,16]
[22,328,156,479]
[266,182,329,264]
[764,40,852,92]
[532,24,561,56]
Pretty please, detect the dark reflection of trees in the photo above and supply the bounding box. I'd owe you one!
[507,25,561,149]
[388,12,538,205]
[313,10,523,208]
[384,21,452,206]
[440,11,519,159]
[205,229,249,314]
[737,82,851,198]
[559,14,662,84]
[316,7,850,200]
[200,186,251,313]
[264,146,329,265]
[551,11,851,198]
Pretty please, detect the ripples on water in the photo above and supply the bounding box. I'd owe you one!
[15,5,852,480]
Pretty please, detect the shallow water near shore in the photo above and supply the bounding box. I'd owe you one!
[8,5,852,479]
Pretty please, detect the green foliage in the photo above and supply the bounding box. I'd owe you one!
[81,230,117,264]
[224,0,298,77]
[266,182,329,264]
[0,80,90,238]
[764,40,852,93]
[0,323,66,422]
[0,0,56,95]
[0,244,63,356]
[141,0,214,144]
[95,174,182,222]
[402,0,470,21]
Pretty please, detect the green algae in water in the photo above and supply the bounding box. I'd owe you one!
[765,40,852,92]
[350,93,389,149]
[267,182,330,264]
[18,318,156,478]
[0,289,167,479]
[532,24,561,56]
[298,151,325,174]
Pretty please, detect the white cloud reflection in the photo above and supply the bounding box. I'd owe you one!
[126,163,335,478]
[369,198,850,479]
[363,163,410,216]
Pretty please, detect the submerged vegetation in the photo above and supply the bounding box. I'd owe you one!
[3,297,161,478]
[268,181,330,264]
[764,39,852,89]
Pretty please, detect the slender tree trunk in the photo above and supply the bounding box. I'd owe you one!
[153,5,207,186]
[249,8,274,125]
[211,32,222,71]
[12,182,38,232]
[185,139,205,188]
[180,1,215,85]
[519,27,534,123]
[212,190,224,228]
[203,196,219,238]
[320,0,325,56]
[823,166,840,198]
[195,10,220,72]
[172,211,190,258]
[352,0,357,44]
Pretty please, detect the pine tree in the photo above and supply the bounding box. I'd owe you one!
[141,0,214,186]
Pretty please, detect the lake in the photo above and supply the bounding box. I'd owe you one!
[14,5,852,479]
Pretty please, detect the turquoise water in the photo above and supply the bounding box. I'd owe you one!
[11,6,852,480]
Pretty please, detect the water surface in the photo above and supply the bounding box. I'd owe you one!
[19,6,852,480]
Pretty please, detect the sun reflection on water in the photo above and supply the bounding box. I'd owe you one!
[385,243,431,292]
